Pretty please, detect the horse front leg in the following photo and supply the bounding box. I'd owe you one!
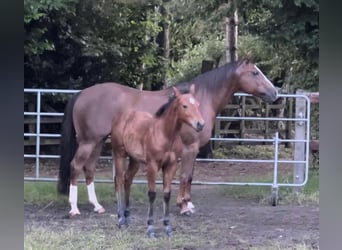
[146,161,158,238]
[114,154,128,228]
[162,157,178,237]
[177,144,198,215]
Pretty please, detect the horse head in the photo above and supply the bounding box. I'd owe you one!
[235,58,278,103]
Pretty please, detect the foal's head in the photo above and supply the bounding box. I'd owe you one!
[174,84,205,132]
[156,84,205,132]
[234,58,278,103]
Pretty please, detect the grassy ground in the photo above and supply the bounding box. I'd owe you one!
[25,145,319,249]
[25,227,206,250]
[24,227,316,250]
[24,167,319,206]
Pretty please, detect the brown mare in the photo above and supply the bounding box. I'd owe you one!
[111,85,204,237]
[57,57,278,217]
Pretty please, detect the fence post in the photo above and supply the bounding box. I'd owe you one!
[293,89,306,193]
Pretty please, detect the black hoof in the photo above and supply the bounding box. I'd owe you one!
[147,225,155,238]
[181,211,192,217]
[124,210,130,218]
[165,225,172,237]
[118,217,128,229]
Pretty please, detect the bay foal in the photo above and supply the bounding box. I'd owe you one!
[111,84,204,237]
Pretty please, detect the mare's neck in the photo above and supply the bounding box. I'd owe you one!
[197,73,238,117]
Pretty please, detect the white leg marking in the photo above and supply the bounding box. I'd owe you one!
[69,184,80,215]
[87,182,105,213]
[187,201,195,213]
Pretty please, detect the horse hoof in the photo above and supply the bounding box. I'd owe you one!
[180,206,192,216]
[187,202,195,211]
[69,210,80,217]
[180,210,192,216]
[124,210,130,218]
[95,207,105,214]
[118,217,128,228]
[165,225,172,237]
[118,223,128,229]
[147,225,155,238]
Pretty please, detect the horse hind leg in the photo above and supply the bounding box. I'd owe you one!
[84,141,105,214]
[69,142,96,216]
[114,153,128,228]
[177,149,197,216]
[124,158,140,219]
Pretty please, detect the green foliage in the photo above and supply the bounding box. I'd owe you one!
[169,37,225,83]
[239,0,319,90]
[24,0,164,89]
[24,0,319,92]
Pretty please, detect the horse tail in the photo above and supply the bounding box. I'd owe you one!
[57,92,81,195]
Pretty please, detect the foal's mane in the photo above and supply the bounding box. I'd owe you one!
[155,88,191,118]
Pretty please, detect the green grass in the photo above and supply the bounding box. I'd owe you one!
[24,181,151,205]
[218,168,319,205]
[249,243,317,250]
[211,144,319,205]
[213,144,293,160]
[25,227,205,250]
[25,167,319,206]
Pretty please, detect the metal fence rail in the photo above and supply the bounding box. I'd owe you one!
[24,89,311,205]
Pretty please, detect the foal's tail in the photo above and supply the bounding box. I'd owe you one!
[57,92,81,195]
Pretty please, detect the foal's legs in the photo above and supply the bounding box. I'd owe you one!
[124,158,140,218]
[146,161,158,237]
[69,142,96,216]
[162,158,178,236]
[84,141,105,213]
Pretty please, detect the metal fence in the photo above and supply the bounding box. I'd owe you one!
[24,88,311,205]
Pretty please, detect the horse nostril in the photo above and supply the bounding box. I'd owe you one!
[196,122,204,131]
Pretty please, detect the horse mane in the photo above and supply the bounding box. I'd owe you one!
[172,59,247,95]
[155,88,190,118]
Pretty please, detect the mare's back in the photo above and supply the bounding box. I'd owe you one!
[73,83,171,138]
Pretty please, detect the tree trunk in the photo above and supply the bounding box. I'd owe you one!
[225,0,238,63]
[160,5,170,88]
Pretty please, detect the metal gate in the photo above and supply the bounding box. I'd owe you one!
[24,88,311,205]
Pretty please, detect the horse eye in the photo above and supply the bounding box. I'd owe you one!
[182,105,188,109]
[252,71,259,76]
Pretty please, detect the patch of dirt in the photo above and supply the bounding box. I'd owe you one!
[24,185,318,249]
[24,158,293,182]
[24,158,318,249]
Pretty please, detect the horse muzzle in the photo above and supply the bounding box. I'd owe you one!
[194,121,205,132]
[262,88,278,103]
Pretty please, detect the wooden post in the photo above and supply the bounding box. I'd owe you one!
[264,103,270,143]
[240,96,246,141]
[286,97,294,148]
[293,89,307,193]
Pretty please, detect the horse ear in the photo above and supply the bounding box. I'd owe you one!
[189,84,196,95]
[172,86,181,97]
[245,52,252,64]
